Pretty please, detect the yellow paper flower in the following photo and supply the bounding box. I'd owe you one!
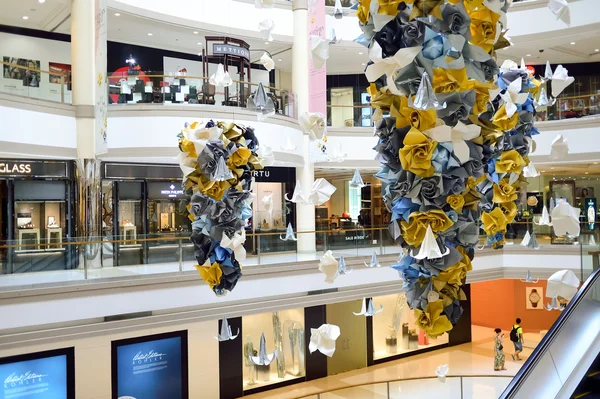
[414,300,453,339]
[367,84,396,118]
[450,0,485,12]
[492,179,518,204]
[410,0,444,21]
[195,262,223,289]
[499,201,517,224]
[378,0,404,15]
[447,194,465,213]
[399,128,438,177]
[179,138,198,159]
[439,284,467,308]
[481,207,508,236]
[401,209,454,247]
[495,150,525,174]
[356,0,372,24]
[395,96,438,131]
[434,246,472,288]
[469,8,501,53]
[432,68,468,93]
[199,177,231,201]
[466,80,497,114]
[492,104,519,131]
[229,147,251,167]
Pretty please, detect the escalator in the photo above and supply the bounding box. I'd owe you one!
[500,267,600,399]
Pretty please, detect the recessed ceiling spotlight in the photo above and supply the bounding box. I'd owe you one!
[114,12,120,16]
[595,162,599,165]
[541,170,546,173]
[550,167,555,170]
[526,54,531,56]
[265,42,270,45]
[277,58,283,61]
[197,42,202,45]
[147,33,153,36]
[361,63,366,66]
[570,41,576,45]
[193,31,199,34]
[22,16,29,20]
[38,0,46,3]
[586,172,590,174]
[595,49,600,52]
[358,52,363,55]
[197,52,202,56]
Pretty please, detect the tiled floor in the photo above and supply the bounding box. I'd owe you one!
[242,325,535,399]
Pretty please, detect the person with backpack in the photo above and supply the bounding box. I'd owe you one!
[510,318,524,361]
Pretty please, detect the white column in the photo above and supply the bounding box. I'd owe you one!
[292,0,316,254]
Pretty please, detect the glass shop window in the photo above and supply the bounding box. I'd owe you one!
[117,182,143,246]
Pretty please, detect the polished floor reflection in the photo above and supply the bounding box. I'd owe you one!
[243,326,534,399]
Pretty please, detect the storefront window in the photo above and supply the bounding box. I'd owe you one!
[253,182,294,254]
[15,201,66,251]
[242,308,305,391]
[371,293,448,361]
[116,182,143,266]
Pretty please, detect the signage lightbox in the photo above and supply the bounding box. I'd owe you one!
[112,331,188,399]
[212,44,250,60]
[0,161,68,178]
[0,347,75,399]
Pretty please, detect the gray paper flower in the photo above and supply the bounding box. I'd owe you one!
[437,90,476,126]
[419,244,462,276]
[439,2,471,39]
[406,176,445,207]
[392,62,425,96]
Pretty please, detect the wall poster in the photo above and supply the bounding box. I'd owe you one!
[525,287,543,310]
[112,330,189,399]
[2,57,41,87]
[0,347,75,398]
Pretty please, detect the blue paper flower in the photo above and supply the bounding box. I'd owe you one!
[432,142,460,174]
[391,255,430,289]
[391,197,419,222]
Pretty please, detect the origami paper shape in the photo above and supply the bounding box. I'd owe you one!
[546,297,565,311]
[365,42,421,93]
[409,72,446,111]
[364,251,381,268]
[436,364,449,381]
[209,64,233,87]
[353,298,383,316]
[535,87,555,109]
[221,230,247,261]
[548,0,570,25]
[214,317,240,341]
[307,178,337,206]
[328,142,347,162]
[319,250,339,283]
[498,78,530,118]
[551,65,575,97]
[332,0,344,19]
[546,270,580,300]
[327,28,342,45]
[262,193,273,217]
[299,112,326,140]
[424,121,481,164]
[551,200,581,237]
[550,134,569,161]
[338,256,352,275]
[280,137,297,152]
[255,0,274,8]
[536,206,552,226]
[259,52,274,72]
[212,157,235,181]
[309,324,340,357]
[520,270,539,283]
[310,35,329,70]
[349,169,365,188]
[247,83,276,120]
[544,61,554,81]
[520,230,531,247]
[523,161,539,178]
[280,223,298,241]
[258,18,275,42]
[411,225,450,260]
[285,180,307,203]
[250,333,278,365]
[257,144,275,167]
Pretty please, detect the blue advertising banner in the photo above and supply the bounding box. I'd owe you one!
[0,349,73,399]
[113,332,187,399]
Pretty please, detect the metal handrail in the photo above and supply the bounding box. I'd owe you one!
[499,265,600,398]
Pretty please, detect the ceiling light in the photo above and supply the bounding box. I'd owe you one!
[197,53,202,56]
[550,167,555,170]
[193,31,199,34]
[38,0,46,3]
[595,49,600,52]
[361,63,366,66]
[265,42,270,45]
[595,162,599,165]
[197,42,202,45]
[570,42,576,45]
[541,170,546,173]
[358,52,364,55]
[115,12,120,16]
[22,16,29,20]
[277,58,283,62]
[147,33,153,36]
[586,172,590,174]
[526,54,531,57]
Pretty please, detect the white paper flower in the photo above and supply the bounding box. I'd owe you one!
[209,64,233,87]
[299,112,327,140]
[546,270,579,300]
[319,250,339,283]
[259,52,275,72]
[309,324,341,357]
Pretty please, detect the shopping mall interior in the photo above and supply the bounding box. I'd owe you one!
[1,0,600,398]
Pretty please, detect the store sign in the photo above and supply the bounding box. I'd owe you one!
[0,161,68,178]
[160,184,185,198]
[113,332,187,399]
[212,44,250,60]
[0,349,73,399]
[251,167,295,183]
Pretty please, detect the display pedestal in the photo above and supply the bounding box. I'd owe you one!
[47,228,63,249]
[408,332,418,349]
[18,228,40,251]
[255,364,271,382]
[402,324,409,349]
[386,336,397,354]
[120,226,137,244]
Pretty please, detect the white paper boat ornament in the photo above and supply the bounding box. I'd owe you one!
[536,206,552,226]
[364,251,381,268]
[280,223,298,241]
[214,317,240,341]
[353,298,383,316]
[338,255,352,275]
[411,225,450,260]
[250,333,278,365]
[520,270,539,283]
[349,169,365,187]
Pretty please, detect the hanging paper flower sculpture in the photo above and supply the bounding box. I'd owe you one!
[178,120,265,295]
[360,0,542,337]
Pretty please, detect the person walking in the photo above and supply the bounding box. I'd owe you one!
[494,328,507,371]
[510,318,524,361]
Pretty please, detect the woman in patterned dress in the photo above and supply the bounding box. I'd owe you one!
[494,328,507,371]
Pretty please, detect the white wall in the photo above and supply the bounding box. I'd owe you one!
[0,319,219,399]
[0,32,72,103]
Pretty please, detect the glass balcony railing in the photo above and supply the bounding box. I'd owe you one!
[297,375,514,399]
[0,60,294,118]
[0,221,597,291]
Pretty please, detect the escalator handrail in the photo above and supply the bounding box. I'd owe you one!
[500,266,600,398]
